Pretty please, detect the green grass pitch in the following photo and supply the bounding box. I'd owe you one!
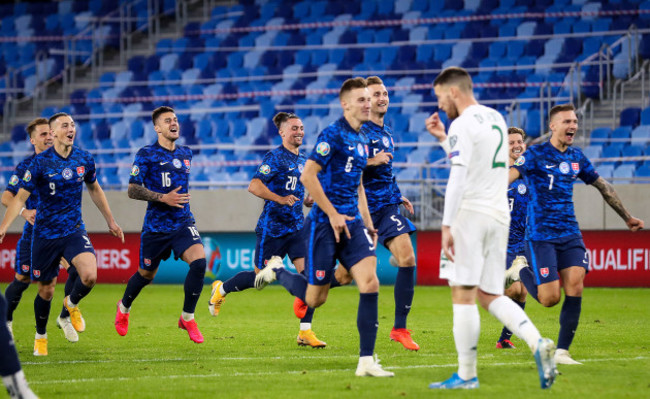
[2,283,648,398]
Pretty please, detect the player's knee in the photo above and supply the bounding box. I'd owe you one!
[16,273,30,283]
[189,258,206,278]
[539,293,560,307]
[357,275,379,293]
[38,286,55,301]
[336,273,353,286]
[138,268,156,280]
[397,252,416,267]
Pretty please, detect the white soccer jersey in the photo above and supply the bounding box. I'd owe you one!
[445,104,510,225]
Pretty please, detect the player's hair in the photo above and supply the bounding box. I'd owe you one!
[26,117,49,138]
[152,106,175,125]
[549,103,576,121]
[339,77,367,100]
[433,67,473,93]
[365,76,384,86]
[272,112,299,129]
[48,112,70,127]
[508,127,527,140]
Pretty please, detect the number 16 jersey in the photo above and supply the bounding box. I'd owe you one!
[129,141,195,233]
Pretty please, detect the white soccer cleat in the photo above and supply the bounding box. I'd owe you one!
[57,316,79,343]
[254,256,283,290]
[554,348,582,365]
[7,321,13,340]
[505,256,528,289]
[355,354,395,377]
[534,338,557,389]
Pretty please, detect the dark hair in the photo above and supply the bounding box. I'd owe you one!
[365,76,384,86]
[152,106,175,125]
[339,77,367,100]
[26,117,49,138]
[433,66,472,93]
[508,127,527,140]
[48,112,70,127]
[549,103,575,121]
[272,112,299,129]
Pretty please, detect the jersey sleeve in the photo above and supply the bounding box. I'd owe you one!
[19,157,39,194]
[308,129,336,169]
[84,152,97,184]
[577,151,599,185]
[129,149,148,185]
[253,151,277,184]
[447,120,472,167]
[5,161,25,195]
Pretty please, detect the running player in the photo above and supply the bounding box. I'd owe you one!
[2,118,82,343]
[208,112,326,348]
[114,106,207,344]
[361,76,419,351]
[1,293,38,398]
[0,112,124,356]
[507,103,644,364]
[255,77,393,377]
[426,67,556,389]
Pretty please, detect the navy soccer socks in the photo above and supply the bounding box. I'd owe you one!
[121,272,152,308]
[275,268,307,301]
[60,266,79,318]
[358,292,379,357]
[394,266,415,329]
[558,295,582,350]
[33,295,51,335]
[223,271,256,293]
[183,259,206,314]
[4,279,29,322]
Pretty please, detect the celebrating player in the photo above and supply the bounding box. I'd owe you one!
[114,106,207,344]
[208,112,326,348]
[426,67,556,389]
[0,112,124,356]
[507,103,644,364]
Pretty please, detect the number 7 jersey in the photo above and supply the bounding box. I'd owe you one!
[129,141,195,233]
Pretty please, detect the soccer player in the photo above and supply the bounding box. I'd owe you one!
[1,293,38,398]
[114,106,207,344]
[496,127,530,349]
[2,118,82,343]
[507,103,644,364]
[361,76,419,351]
[426,67,556,389]
[0,112,124,356]
[208,112,326,348]
[255,77,394,377]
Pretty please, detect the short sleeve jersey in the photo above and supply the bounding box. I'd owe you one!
[20,146,96,239]
[508,175,529,254]
[253,145,306,237]
[447,104,510,225]
[5,154,39,238]
[513,141,599,241]
[308,117,368,224]
[361,120,402,214]
[129,141,195,233]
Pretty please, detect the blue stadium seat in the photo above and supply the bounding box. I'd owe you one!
[612,164,635,183]
[590,127,612,144]
[620,108,641,127]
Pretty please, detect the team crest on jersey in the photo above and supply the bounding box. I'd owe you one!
[21,264,29,273]
[9,174,19,186]
[259,164,271,175]
[173,159,182,168]
[357,143,364,156]
[514,156,525,166]
[316,142,330,156]
[315,270,326,280]
[540,267,549,278]
[130,165,139,176]
[23,170,31,182]
[144,258,151,266]
[517,183,527,195]
[184,159,190,168]
[382,136,390,148]
[571,162,579,173]
[62,168,73,180]
[76,166,85,177]
[449,135,458,148]
[33,269,40,278]
[559,162,570,174]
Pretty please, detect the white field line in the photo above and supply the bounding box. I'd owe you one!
[27,356,648,386]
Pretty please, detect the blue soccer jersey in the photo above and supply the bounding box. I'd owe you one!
[20,146,96,239]
[129,141,195,233]
[507,176,529,254]
[308,117,368,224]
[6,154,39,238]
[514,141,599,241]
[253,145,306,237]
[361,120,403,214]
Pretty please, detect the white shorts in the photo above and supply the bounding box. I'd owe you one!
[448,209,508,295]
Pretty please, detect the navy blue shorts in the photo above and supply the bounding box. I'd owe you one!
[372,204,416,247]
[254,228,306,268]
[31,230,95,282]
[14,234,32,276]
[526,236,589,285]
[305,218,376,286]
[140,224,203,271]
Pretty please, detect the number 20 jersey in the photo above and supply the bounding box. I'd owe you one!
[129,141,195,233]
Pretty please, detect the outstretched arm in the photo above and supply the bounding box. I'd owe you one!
[0,188,31,243]
[128,183,189,208]
[248,178,299,206]
[86,181,125,242]
[591,177,644,231]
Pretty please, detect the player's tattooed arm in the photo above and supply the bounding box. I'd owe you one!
[128,183,163,202]
[592,177,630,220]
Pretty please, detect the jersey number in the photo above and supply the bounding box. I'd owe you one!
[344,156,354,173]
[363,228,376,250]
[49,182,56,196]
[491,125,506,168]
[188,226,200,237]
[547,174,554,190]
[161,172,171,187]
[285,176,297,191]
[508,197,514,212]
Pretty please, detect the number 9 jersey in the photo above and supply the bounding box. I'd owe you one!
[129,141,195,233]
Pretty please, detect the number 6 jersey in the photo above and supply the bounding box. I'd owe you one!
[129,141,195,233]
